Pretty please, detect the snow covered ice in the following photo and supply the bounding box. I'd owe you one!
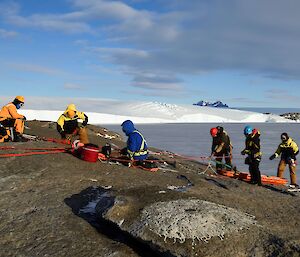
[18,100,292,124]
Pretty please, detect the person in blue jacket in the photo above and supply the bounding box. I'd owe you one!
[121,120,148,161]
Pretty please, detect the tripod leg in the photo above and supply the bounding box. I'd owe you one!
[199,160,217,175]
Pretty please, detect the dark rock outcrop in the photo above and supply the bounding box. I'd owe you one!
[280,112,300,121]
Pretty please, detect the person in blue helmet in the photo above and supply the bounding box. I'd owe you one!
[121,120,148,161]
[241,125,262,186]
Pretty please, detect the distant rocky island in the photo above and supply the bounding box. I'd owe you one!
[193,100,229,108]
[280,112,300,121]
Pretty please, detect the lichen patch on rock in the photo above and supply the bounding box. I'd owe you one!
[139,199,257,243]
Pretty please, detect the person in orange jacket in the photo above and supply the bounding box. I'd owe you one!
[0,96,26,141]
[57,104,89,144]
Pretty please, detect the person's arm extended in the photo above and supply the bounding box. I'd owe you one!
[77,112,88,126]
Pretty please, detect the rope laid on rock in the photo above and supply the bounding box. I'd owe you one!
[0,137,71,157]
[0,146,67,151]
[0,149,67,158]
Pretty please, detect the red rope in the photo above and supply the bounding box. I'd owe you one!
[0,149,66,158]
[0,146,68,151]
[40,137,71,145]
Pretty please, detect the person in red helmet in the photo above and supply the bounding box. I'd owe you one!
[210,126,232,172]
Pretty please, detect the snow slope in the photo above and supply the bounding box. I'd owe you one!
[18,100,292,124]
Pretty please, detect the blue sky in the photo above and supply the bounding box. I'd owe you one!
[1,0,300,108]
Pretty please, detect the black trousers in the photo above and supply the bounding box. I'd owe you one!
[248,159,262,184]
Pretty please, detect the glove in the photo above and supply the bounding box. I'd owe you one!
[269,154,276,160]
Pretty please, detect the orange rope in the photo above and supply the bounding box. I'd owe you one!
[0,146,68,151]
[0,149,66,158]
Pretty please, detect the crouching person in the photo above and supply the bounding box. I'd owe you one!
[121,120,151,166]
[0,96,26,142]
[119,120,159,171]
[57,104,89,144]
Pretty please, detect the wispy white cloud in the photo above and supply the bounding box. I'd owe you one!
[0,2,93,34]
[89,46,149,59]
[265,89,300,102]
[132,74,184,93]
[64,82,84,90]
[10,14,92,34]
[2,0,300,91]
[71,0,143,20]
[8,62,66,76]
[121,89,185,98]
[133,81,183,91]
[0,28,18,38]
[227,97,269,105]
[79,0,300,80]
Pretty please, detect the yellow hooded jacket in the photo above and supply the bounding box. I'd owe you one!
[57,104,88,134]
[275,137,299,160]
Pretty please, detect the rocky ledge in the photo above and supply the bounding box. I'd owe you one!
[0,121,299,257]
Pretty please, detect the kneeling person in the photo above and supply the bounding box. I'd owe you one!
[121,120,151,168]
[57,104,89,144]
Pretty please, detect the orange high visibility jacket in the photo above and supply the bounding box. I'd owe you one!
[0,102,24,121]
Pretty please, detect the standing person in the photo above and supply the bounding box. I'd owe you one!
[57,104,89,144]
[241,126,262,186]
[269,133,299,188]
[210,126,232,172]
[121,120,148,162]
[0,96,26,142]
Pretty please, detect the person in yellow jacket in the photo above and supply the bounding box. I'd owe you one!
[269,133,299,188]
[0,96,26,142]
[57,104,89,144]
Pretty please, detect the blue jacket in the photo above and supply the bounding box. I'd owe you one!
[121,120,148,160]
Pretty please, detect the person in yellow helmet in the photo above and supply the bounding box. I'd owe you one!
[0,96,26,142]
[57,104,89,144]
